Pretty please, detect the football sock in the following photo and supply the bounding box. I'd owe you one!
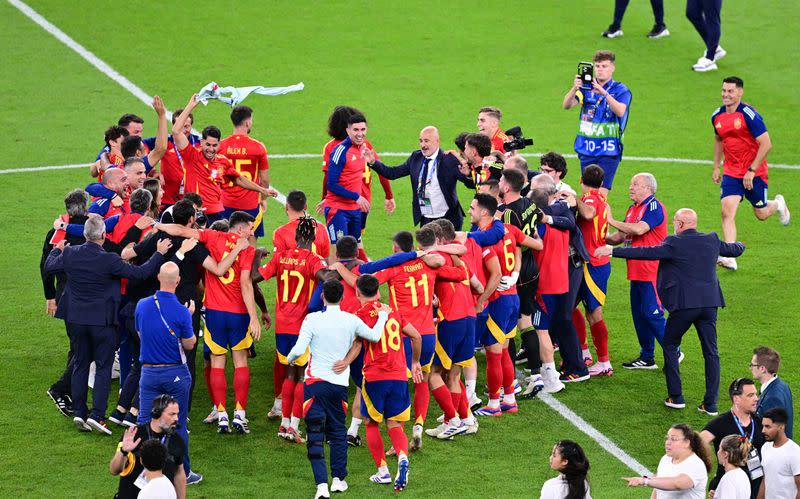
[233,366,250,411]
[501,348,516,396]
[486,351,503,400]
[413,381,430,425]
[292,380,304,418]
[203,365,212,397]
[456,381,470,419]
[209,368,226,411]
[432,385,456,422]
[347,417,362,437]
[591,320,610,362]
[273,356,286,397]
[365,421,386,467]
[281,417,290,427]
[388,425,409,457]
[464,379,477,401]
[290,416,301,431]
[281,379,295,419]
[572,308,588,350]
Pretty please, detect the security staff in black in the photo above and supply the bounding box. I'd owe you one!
[110,395,187,499]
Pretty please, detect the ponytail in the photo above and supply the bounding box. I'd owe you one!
[672,423,712,472]
[555,440,590,499]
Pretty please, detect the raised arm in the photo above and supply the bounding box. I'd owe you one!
[355,308,389,342]
[171,95,198,151]
[563,75,582,110]
[146,96,169,167]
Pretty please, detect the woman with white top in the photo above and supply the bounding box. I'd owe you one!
[623,423,711,498]
[713,434,751,499]
[540,439,592,499]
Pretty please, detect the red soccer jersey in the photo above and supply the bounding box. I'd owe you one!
[323,139,391,212]
[624,196,667,282]
[357,301,409,382]
[180,144,240,215]
[321,139,341,174]
[373,258,463,335]
[220,134,269,210]
[491,128,508,155]
[272,218,331,259]
[712,103,768,181]
[258,248,326,334]
[579,190,610,266]
[534,224,569,295]
[160,141,192,206]
[488,224,527,301]
[433,252,474,322]
[199,229,255,313]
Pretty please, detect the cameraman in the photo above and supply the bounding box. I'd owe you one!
[563,50,632,195]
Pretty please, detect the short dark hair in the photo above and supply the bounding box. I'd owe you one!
[202,126,221,141]
[347,113,367,126]
[230,106,253,127]
[481,178,500,195]
[171,108,193,125]
[529,188,551,209]
[123,156,145,171]
[723,76,744,88]
[478,106,502,121]
[501,168,525,193]
[140,440,167,472]
[593,50,615,63]
[454,132,470,152]
[415,226,437,248]
[129,188,153,214]
[581,164,605,189]
[118,114,144,128]
[286,190,307,212]
[763,407,789,425]
[753,346,781,375]
[121,135,143,159]
[432,219,456,243]
[335,236,358,260]
[327,106,363,140]
[209,219,229,232]
[171,199,196,226]
[422,221,442,241]
[465,133,492,157]
[183,192,202,207]
[65,189,89,217]
[229,210,255,229]
[540,151,568,179]
[473,193,498,216]
[323,279,344,304]
[356,274,380,298]
[729,377,756,400]
[393,231,414,252]
[104,125,129,146]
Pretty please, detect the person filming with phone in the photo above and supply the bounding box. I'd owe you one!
[563,50,632,195]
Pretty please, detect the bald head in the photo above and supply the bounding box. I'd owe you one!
[673,208,698,234]
[102,167,128,196]
[158,261,181,290]
[419,126,440,157]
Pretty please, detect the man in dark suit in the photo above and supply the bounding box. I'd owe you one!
[363,126,466,230]
[596,208,744,414]
[751,346,794,438]
[45,216,170,434]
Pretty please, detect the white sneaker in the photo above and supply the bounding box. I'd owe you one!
[425,423,447,438]
[315,483,331,499]
[438,421,468,440]
[410,424,423,451]
[464,419,479,435]
[713,46,727,62]
[692,57,718,72]
[468,393,482,410]
[717,256,738,270]
[369,471,392,484]
[521,375,544,398]
[542,368,565,394]
[775,194,791,226]
[435,414,445,423]
[203,406,219,424]
[331,477,348,493]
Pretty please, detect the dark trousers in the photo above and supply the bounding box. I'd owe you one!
[50,322,76,396]
[138,364,192,474]
[185,308,202,411]
[116,315,141,411]
[552,262,588,375]
[630,280,666,360]
[613,0,665,27]
[70,323,116,420]
[663,307,720,407]
[304,381,348,485]
[686,0,722,60]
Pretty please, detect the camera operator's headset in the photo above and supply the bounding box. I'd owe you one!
[120,394,178,477]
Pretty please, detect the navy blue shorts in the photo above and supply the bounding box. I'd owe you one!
[223,205,264,237]
[433,317,475,369]
[579,154,621,190]
[324,207,362,243]
[404,334,436,374]
[204,309,252,355]
[579,263,611,312]
[480,294,519,346]
[361,379,411,423]
[533,293,565,331]
[349,349,365,387]
[720,174,769,208]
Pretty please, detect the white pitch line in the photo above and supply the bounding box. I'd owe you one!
[539,393,653,476]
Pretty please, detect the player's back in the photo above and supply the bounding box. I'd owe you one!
[220,134,268,209]
[433,252,475,321]
[259,247,326,334]
[357,303,408,381]
[487,224,524,299]
[579,190,610,267]
[272,219,331,259]
[199,229,255,313]
[376,258,437,335]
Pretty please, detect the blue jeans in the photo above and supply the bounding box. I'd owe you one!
[139,364,192,474]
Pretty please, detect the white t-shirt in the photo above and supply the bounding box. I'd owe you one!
[138,475,177,499]
[761,439,800,499]
[654,453,708,499]
[713,468,750,499]
[540,474,592,499]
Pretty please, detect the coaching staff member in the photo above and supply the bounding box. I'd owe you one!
[597,208,744,414]
[45,216,170,434]
[364,126,466,230]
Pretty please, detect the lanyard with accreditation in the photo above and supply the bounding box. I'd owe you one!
[733,414,764,479]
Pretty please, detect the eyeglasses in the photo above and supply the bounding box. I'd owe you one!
[540,167,556,174]
[749,363,761,368]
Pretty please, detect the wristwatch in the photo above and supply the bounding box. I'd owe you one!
[117,441,129,456]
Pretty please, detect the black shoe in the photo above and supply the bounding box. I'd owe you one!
[697,403,719,416]
[347,434,361,447]
[646,24,670,39]
[108,409,127,426]
[248,345,257,358]
[47,389,71,417]
[621,357,658,370]
[601,24,623,38]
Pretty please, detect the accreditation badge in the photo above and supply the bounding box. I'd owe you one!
[580,120,593,135]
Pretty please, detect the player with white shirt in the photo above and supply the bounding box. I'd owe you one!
[759,407,800,499]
